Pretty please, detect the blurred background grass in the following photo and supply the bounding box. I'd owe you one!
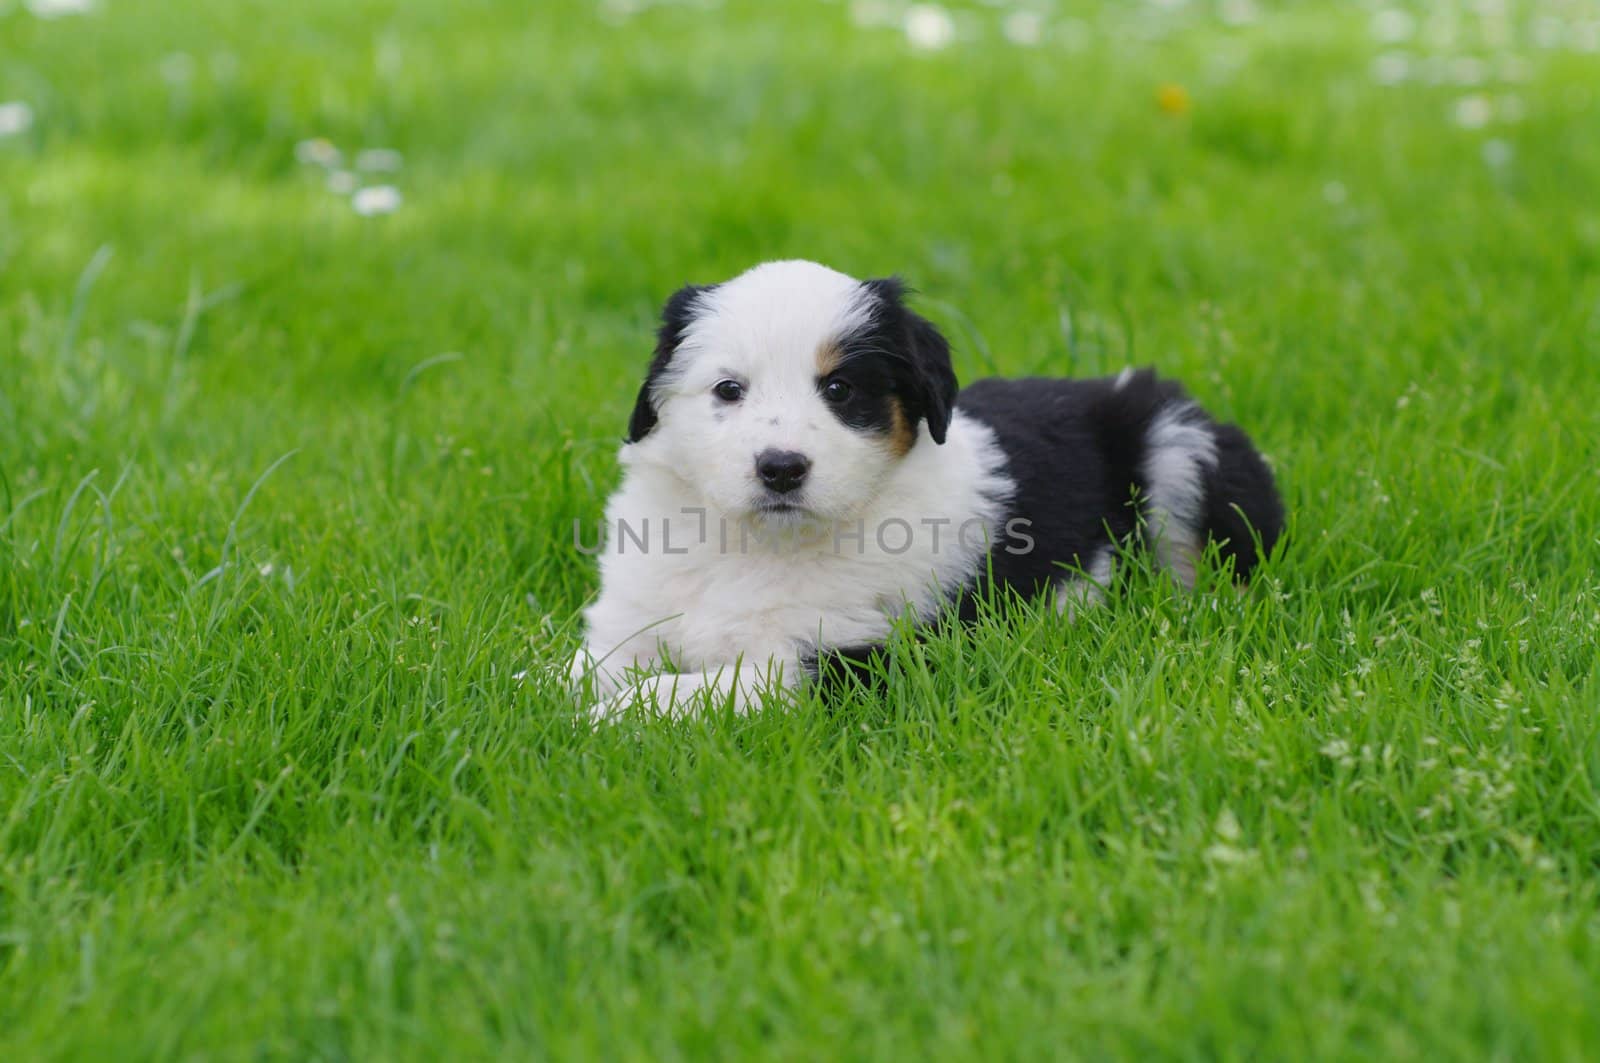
[3,0,1600,1058]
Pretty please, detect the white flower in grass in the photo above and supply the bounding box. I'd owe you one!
[1001,10,1042,47]
[1370,8,1415,44]
[1453,94,1492,129]
[0,101,34,137]
[904,4,955,51]
[1214,807,1242,842]
[27,0,95,17]
[1481,138,1513,168]
[159,52,195,84]
[1531,16,1564,50]
[326,169,358,194]
[1219,0,1258,26]
[1204,808,1253,867]
[1371,51,1411,85]
[295,137,341,167]
[1322,180,1348,206]
[352,184,402,216]
[603,0,642,19]
[850,0,897,28]
[1450,56,1487,86]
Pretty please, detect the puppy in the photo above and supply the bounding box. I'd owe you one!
[570,260,1282,718]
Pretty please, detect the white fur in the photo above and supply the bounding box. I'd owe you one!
[1140,403,1218,587]
[574,261,1013,720]
[1054,547,1114,621]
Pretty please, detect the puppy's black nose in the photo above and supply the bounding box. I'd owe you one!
[755,449,810,494]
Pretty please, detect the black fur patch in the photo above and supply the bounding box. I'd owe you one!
[800,642,893,694]
[813,342,906,441]
[1200,421,1285,581]
[626,283,715,443]
[955,369,1283,615]
[823,278,958,446]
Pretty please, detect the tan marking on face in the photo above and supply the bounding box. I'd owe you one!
[886,396,916,458]
[814,341,843,376]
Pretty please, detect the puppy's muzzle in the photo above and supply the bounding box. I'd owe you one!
[755,449,810,495]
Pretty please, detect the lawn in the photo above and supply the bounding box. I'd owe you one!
[3,0,1600,1057]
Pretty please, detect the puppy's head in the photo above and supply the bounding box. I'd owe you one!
[624,260,958,521]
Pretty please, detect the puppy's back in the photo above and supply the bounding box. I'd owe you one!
[957,369,1282,593]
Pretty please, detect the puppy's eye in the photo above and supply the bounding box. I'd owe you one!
[822,379,853,404]
[713,379,745,402]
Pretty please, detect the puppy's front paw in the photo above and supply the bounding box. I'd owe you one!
[586,690,639,726]
[586,674,713,724]
[567,648,626,701]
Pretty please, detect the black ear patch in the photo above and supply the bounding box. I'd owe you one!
[626,283,713,443]
[862,277,959,445]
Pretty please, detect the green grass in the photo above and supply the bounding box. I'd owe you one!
[4,0,1600,1057]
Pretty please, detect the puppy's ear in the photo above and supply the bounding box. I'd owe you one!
[902,307,958,445]
[626,283,712,443]
[865,277,959,445]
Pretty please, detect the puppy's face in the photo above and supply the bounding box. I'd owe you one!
[624,261,958,522]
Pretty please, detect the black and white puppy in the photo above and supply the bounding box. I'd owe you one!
[571,260,1282,718]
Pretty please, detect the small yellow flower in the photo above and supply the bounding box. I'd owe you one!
[1156,83,1191,116]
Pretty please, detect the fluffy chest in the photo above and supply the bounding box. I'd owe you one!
[588,412,1013,668]
[596,510,983,665]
